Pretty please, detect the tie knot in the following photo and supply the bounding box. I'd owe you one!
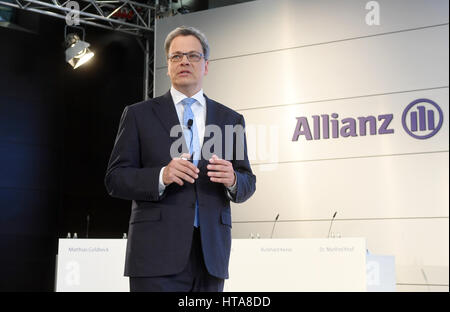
[181,98,196,107]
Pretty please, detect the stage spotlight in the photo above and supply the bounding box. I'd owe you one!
[64,28,94,69]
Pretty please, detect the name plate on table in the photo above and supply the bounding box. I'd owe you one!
[56,239,129,292]
[224,238,367,292]
[56,238,367,292]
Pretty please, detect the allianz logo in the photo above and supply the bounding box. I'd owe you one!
[292,99,443,141]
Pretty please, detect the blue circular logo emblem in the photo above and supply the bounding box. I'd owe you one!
[402,99,443,139]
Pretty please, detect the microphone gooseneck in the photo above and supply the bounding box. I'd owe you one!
[86,214,90,238]
[327,211,337,238]
[270,213,280,239]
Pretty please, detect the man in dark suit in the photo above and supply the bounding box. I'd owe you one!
[105,26,256,292]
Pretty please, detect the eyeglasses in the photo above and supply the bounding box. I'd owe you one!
[168,52,204,63]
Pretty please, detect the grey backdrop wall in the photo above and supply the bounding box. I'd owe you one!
[154,0,449,291]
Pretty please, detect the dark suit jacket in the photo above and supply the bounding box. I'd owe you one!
[104,91,256,279]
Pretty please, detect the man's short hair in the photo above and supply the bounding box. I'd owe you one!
[164,26,210,61]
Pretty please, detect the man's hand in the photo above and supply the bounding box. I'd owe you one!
[163,153,199,186]
[207,154,236,187]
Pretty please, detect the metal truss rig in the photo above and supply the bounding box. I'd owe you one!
[0,0,156,37]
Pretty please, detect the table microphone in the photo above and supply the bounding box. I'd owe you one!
[270,213,280,239]
[327,211,338,238]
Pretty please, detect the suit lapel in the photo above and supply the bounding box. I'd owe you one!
[152,91,181,138]
[200,94,222,168]
[203,93,220,141]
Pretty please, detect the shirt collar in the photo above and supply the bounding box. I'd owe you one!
[170,86,206,107]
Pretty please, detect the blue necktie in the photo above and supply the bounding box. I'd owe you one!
[182,98,200,227]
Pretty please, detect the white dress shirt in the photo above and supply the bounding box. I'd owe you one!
[158,86,236,196]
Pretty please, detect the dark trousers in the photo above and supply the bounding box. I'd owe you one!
[129,227,225,292]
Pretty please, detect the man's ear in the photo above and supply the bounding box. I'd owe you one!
[204,60,209,76]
